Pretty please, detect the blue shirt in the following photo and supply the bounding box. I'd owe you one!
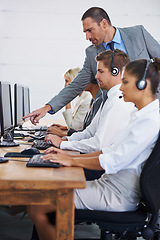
[103,27,127,53]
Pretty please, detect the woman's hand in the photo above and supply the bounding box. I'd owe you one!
[44,146,68,155]
[42,148,73,167]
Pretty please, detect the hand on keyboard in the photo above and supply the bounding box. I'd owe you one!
[44,134,63,148]
[26,154,60,168]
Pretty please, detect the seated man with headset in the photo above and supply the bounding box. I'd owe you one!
[44,49,136,180]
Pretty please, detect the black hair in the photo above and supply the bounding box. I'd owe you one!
[81,7,111,26]
[125,58,160,94]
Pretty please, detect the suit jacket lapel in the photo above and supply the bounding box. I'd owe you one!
[118,28,136,61]
[90,44,105,76]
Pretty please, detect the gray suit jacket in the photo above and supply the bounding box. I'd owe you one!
[48,25,160,113]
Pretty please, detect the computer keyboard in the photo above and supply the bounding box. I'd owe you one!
[26,154,60,168]
[29,134,46,140]
[15,126,48,132]
[39,126,48,131]
[27,130,47,141]
[32,140,52,150]
[35,130,47,137]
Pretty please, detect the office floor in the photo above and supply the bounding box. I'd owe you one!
[0,209,144,240]
[0,209,101,240]
[0,210,32,240]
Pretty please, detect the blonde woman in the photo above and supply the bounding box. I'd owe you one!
[62,67,92,130]
[48,68,92,136]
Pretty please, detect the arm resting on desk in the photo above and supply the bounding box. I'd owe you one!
[42,147,103,170]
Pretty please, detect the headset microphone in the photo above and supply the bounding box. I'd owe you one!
[119,96,123,99]
[136,60,151,90]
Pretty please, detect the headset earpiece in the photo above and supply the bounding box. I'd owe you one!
[111,50,119,76]
[136,60,151,90]
[111,66,119,76]
[136,79,147,90]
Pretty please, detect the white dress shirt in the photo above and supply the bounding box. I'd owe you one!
[99,99,160,175]
[60,84,135,153]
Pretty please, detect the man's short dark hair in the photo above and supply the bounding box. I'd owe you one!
[96,50,130,73]
[81,7,111,26]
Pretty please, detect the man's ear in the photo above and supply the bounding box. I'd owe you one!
[100,19,108,29]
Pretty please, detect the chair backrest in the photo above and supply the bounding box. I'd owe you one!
[140,133,160,216]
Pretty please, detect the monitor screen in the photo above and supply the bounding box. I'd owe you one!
[23,86,30,117]
[0,81,14,136]
[14,84,24,127]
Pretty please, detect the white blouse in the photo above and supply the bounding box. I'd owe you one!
[99,99,160,175]
[62,91,92,130]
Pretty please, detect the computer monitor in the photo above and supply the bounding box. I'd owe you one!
[0,92,3,138]
[0,81,19,147]
[23,86,30,117]
[14,83,24,128]
[14,84,31,131]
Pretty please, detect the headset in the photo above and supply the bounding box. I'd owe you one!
[111,50,119,76]
[136,59,151,90]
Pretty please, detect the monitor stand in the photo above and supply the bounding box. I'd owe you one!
[0,140,19,147]
[0,130,19,147]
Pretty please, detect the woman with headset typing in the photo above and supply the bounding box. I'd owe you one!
[27,57,160,240]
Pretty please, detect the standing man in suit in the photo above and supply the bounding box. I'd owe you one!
[23,7,160,124]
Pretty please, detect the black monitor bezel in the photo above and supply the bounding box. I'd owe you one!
[0,81,14,137]
[0,85,3,137]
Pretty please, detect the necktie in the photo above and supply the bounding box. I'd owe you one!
[108,41,114,51]
[83,98,94,129]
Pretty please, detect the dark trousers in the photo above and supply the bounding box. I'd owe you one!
[83,168,105,180]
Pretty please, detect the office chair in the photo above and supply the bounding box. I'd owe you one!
[75,133,160,240]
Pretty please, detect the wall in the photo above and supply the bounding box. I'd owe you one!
[0,0,160,120]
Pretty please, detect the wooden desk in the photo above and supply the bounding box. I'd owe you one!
[0,142,86,240]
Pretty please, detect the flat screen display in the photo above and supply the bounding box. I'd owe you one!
[0,82,13,136]
[23,86,30,117]
[14,84,24,127]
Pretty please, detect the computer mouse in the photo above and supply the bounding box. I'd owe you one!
[21,147,40,155]
[0,157,9,163]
